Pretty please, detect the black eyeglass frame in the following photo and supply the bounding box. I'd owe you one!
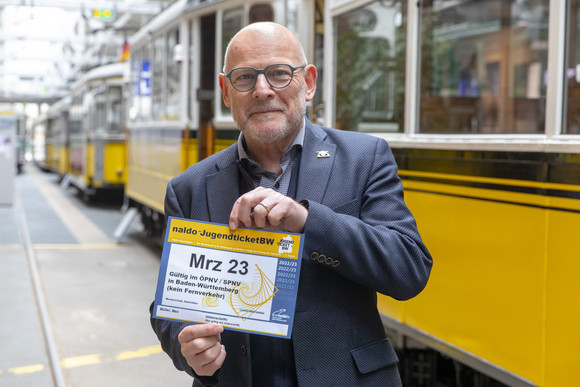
[225,63,307,92]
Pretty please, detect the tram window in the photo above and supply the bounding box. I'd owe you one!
[220,8,244,116]
[139,45,153,121]
[334,0,406,133]
[69,99,82,135]
[46,118,55,138]
[93,91,107,135]
[166,28,181,121]
[285,0,299,33]
[108,86,123,134]
[419,0,549,134]
[222,8,243,69]
[565,0,580,134]
[249,4,274,23]
[152,35,165,120]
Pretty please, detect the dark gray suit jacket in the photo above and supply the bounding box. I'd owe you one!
[151,119,432,386]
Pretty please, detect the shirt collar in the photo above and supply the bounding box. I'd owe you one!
[237,120,305,162]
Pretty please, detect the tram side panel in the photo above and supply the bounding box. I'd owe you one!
[544,161,580,387]
[100,139,127,185]
[88,137,126,188]
[125,126,193,233]
[381,183,545,382]
[377,150,580,386]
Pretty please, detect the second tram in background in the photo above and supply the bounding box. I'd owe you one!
[34,62,128,199]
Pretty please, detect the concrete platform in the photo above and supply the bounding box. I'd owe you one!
[0,165,192,387]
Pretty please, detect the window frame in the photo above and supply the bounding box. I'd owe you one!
[325,0,580,153]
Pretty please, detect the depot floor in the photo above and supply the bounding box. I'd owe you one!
[0,164,192,387]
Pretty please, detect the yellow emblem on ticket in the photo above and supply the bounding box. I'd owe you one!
[228,265,278,321]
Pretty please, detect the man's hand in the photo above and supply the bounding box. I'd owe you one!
[178,323,226,377]
[229,187,308,233]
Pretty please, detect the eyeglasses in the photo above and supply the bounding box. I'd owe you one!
[226,63,306,92]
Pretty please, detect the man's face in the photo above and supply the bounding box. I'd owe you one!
[219,30,316,145]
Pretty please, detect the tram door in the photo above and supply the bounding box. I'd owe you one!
[198,14,216,161]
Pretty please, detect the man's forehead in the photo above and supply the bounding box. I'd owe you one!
[226,34,298,68]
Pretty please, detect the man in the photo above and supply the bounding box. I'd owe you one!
[151,22,432,386]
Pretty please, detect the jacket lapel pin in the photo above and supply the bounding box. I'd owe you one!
[317,150,330,158]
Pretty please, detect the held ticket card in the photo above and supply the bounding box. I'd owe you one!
[153,216,304,339]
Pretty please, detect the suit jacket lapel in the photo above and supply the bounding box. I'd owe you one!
[205,120,335,222]
[296,120,336,204]
[206,146,240,224]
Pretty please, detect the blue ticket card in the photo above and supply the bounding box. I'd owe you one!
[153,216,304,339]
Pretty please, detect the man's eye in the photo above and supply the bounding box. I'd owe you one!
[270,70,289,78]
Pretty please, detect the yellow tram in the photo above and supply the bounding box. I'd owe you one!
[325,0,580,386]
[67,62,128,197]
[34,97,70,175]
[124,0,320,234]
[122,0,580,385]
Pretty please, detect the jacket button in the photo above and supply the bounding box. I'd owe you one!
[310,252,319,261]
[317,254,326,263]
[325,256,333,265]
[241,345,247,356]
[332,260,340,267]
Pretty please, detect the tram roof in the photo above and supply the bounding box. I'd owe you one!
[130,0,188,47]
[70,62,129,92]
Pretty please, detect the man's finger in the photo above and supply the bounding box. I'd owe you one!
[178,323,223,343]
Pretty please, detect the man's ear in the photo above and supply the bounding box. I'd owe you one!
[219,74,231,107]
[304,65,317,102]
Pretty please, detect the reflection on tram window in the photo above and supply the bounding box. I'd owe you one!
[130,45,153,122]
[565,0,580,134]
[129,50,141,121]
[334,0,406,133]
[419,0,549,134]
[167,28,181,121]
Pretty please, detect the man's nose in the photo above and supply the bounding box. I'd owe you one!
[252,74,275,97]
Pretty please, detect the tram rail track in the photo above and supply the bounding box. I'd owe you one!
[14,194,66,387]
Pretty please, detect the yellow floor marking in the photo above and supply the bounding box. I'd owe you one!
[115,345,163,361]
[8,364,44,375]
[0,345,164,377]
[61,354,101,369]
